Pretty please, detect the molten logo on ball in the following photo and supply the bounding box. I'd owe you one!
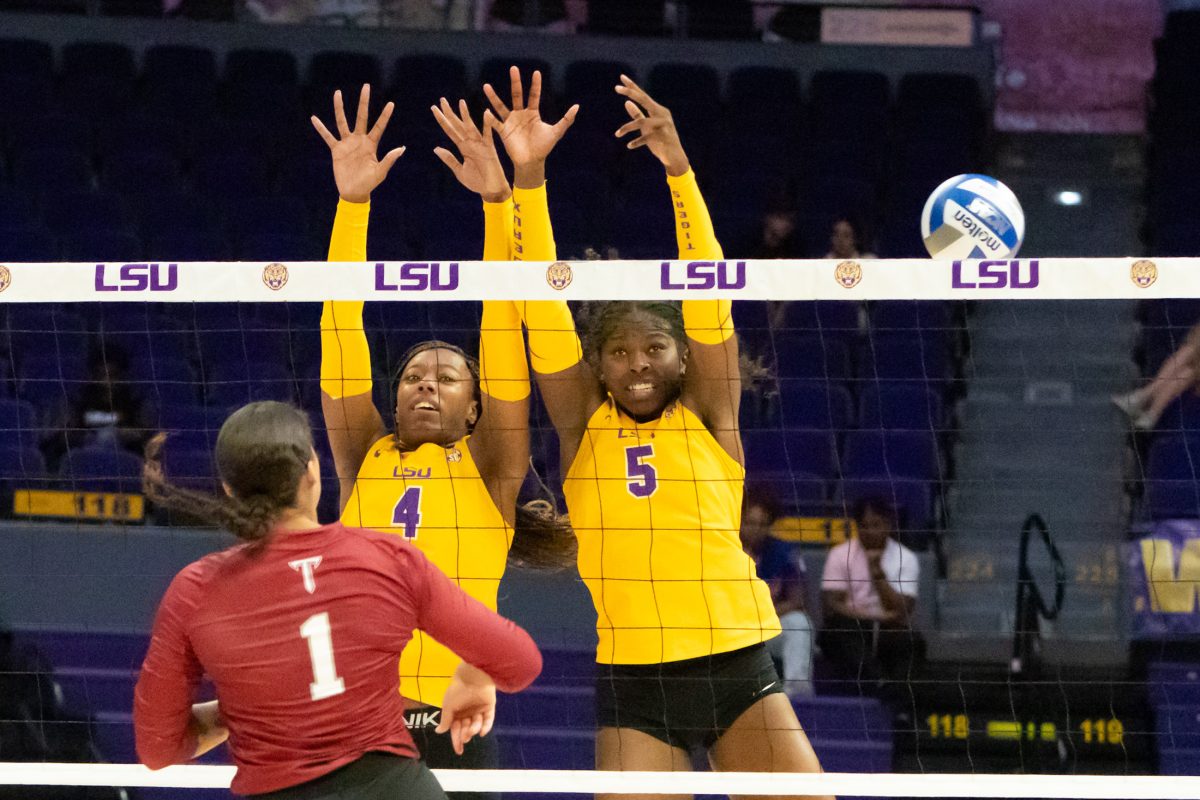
[921,174,1025,260]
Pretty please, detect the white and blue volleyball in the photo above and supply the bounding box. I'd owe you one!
[920,174,1025,259]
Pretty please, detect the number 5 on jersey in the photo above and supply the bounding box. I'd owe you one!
[625,444,658,498]
[392,486,423,540]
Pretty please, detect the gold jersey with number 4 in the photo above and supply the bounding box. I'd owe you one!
[341,435,513,705]
[565,398,780,665]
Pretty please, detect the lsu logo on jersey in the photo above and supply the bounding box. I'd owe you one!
[393,466,431,479]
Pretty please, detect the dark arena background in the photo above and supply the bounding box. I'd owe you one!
[0,0,1198,798]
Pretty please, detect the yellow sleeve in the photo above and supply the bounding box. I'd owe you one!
[667,170,734,346]
[479,198,529,402]
[512,183,583,374]
[320,199,373,399]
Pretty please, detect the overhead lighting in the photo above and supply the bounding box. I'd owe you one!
[1052,189,1084,206]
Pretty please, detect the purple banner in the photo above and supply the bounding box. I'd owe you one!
[1129,520,1200,639]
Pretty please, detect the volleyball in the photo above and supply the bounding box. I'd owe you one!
[920,173,1025,259]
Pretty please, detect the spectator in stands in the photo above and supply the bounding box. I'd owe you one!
[1113,321,1200,430]
[46,343,150,469]
[819,497,923,697]
[740,485,813,698]
[746,200,802,261]
[826,215,876,260]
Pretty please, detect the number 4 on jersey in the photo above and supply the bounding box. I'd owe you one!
[392,486,423,540]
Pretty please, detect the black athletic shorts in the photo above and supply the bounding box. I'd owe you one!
[249,752,444,800]
[595,641,784,751]
[406,705,499,800]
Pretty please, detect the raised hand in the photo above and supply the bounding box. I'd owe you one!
[614,74,690,177]
[431,97,511,203]
[483,66,578,187]
[311,84,405,203]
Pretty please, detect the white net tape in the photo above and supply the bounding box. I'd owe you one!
[0,257,1181,301]
[0,765,1197,798]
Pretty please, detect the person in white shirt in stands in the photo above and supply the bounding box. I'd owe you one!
[819,497,923,699]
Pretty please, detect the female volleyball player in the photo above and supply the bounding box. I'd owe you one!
[313,84,572,779]
[134,401,542,799]
[490,75,828,797]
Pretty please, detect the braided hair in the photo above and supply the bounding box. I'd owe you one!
[143,401,314,545]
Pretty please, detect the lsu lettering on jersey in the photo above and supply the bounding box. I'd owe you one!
[341,435,512,704]
[564,398,780,665]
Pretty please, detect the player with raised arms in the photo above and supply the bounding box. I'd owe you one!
[312,84,573,780]
[134,401,542,799]
[488,73,828,798]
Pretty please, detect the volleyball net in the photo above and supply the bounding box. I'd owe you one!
[0,256,1197,798]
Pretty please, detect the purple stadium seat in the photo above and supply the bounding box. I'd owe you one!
[777,302,861,339]
[12,147,93,196]
[1144,436,1200,519]
[564,60,635,98]
[42,191,134,235]
[0,225,59,261]
[769,334,852,382]
[859,384,945,431]
[0,444,47,488]
[7,112,93,154]
[225,48,298,85]
[898,72,980,111]
[100,151,184,196]
[870,301,952,333]
[856,334,950,388]
[0,38,53,79]
[389,54,467,113]
[61,230,143,262]
[193,153,272,199]
[56,444,144,494]
[842,429,939,480]
[808,70,890,112]
[777,381,854,431]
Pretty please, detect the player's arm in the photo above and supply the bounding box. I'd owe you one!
[430,97,530,522]
[413,546,543,691]
[311,85,405,510]
[615,76,742,460]
[485,67,603,467]
[134,568,206,769]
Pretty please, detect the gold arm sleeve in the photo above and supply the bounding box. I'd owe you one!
[667,170,734,345]
[512,183,583,374]
[320,199,373,399]
[479,197,530,402]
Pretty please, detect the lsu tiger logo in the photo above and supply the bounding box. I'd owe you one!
[0,265,10,293]
[262,262,289,291]
[546,261,573,291]
[1131,259,1157,289]
[835,260,862,289]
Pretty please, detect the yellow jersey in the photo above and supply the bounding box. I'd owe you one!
[341,434,513,704]
[565,398,780,665]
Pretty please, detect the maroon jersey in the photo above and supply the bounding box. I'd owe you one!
[134,522,541,795]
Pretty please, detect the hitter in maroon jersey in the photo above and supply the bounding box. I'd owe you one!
[134,401,542,799]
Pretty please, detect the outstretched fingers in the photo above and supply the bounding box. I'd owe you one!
[368,100,395,142]
[432,146,463,177]
[333,89,351,138]
[310,115,338,149]
[509,65,526,111]
[432,97,464,141]
[379,146,406,174]
[615,74,658,111]
[482,82,511,121]
[353,83,371,134]
[553,103,580,137]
